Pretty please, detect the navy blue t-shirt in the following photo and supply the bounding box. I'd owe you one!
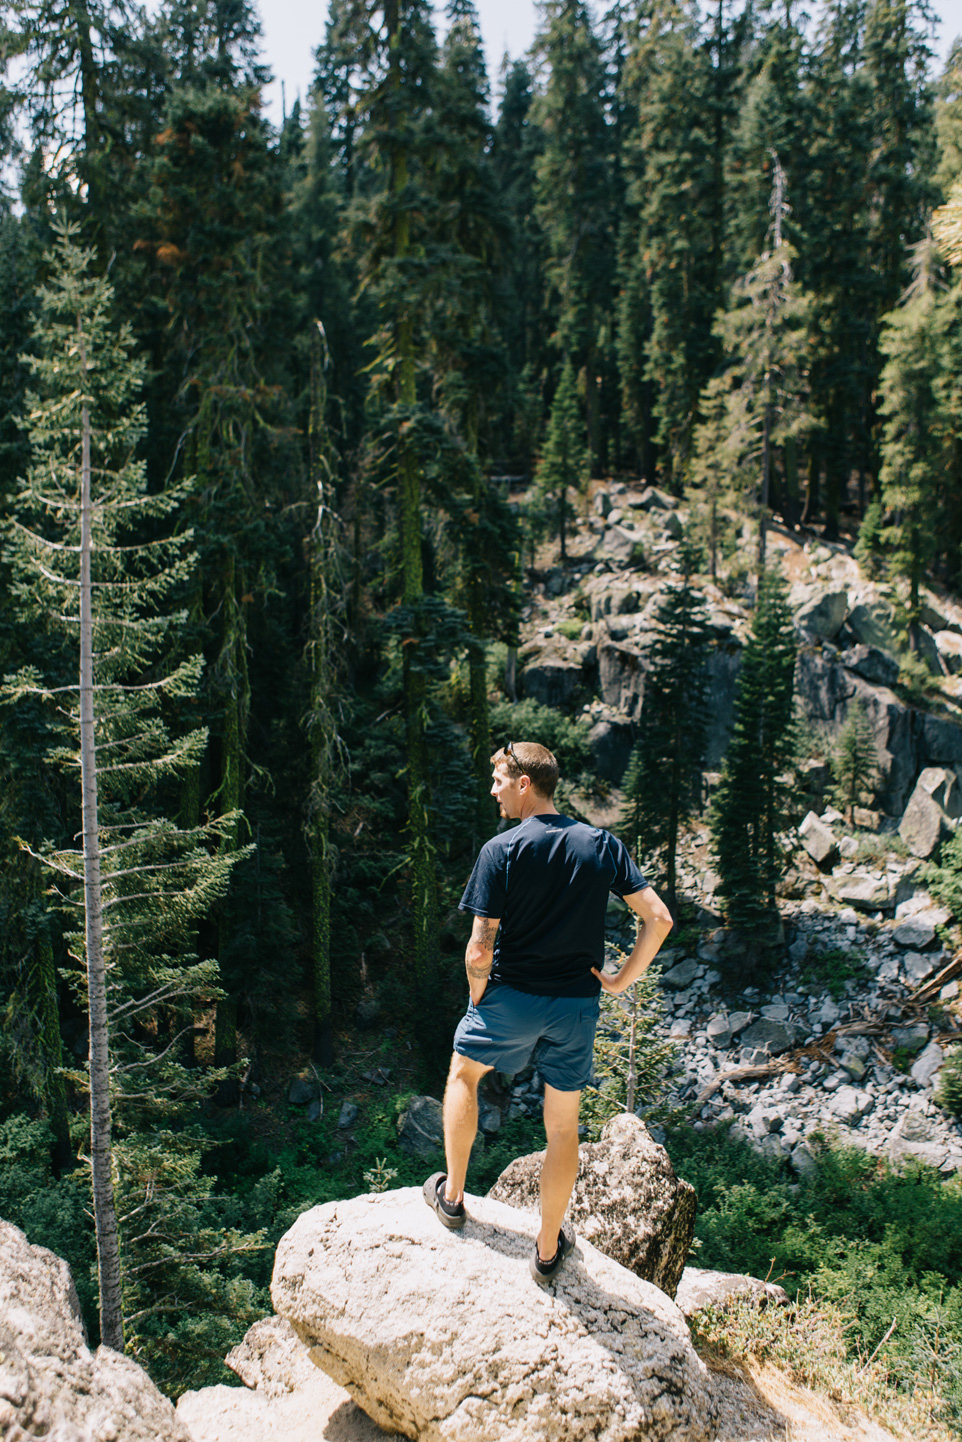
[458,813,649,997]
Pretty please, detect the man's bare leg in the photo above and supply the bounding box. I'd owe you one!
[537,1084,582,1261]
[442,1052,492,1203]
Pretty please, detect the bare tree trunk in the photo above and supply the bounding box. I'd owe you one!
[79,390,124,1352]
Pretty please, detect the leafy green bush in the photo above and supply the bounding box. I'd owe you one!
[489,698,593,777]
[936,1047,962,1120]
[556,618,586,640]
[798,946,869,1000]
[666,1124,962,1431]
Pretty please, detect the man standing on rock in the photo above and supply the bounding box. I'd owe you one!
[424,740,673,1281]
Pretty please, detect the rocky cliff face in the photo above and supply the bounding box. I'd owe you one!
[518,483,962,822]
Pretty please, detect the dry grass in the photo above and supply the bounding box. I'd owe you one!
[690,1292,958,1442]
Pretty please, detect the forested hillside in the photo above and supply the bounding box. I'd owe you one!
[3,0,962,1423]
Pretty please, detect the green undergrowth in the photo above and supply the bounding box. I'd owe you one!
[669,1123,962,1435]
[798,945,870,1000]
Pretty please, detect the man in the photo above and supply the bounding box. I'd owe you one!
[423,740,673,1282]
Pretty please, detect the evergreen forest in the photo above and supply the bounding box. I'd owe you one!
[3,0,962,1428]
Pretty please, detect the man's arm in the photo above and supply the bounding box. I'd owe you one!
[465,914,499,1005]
[590,886,673,995]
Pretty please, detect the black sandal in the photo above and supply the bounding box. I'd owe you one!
[423,1172,466,1230]
[530,1226,574,1283]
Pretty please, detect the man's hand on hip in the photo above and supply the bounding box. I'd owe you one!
[591,886,673,994]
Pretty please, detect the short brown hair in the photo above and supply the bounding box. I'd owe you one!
[490,741,559,799]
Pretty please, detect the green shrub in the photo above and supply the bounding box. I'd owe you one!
[935,1047,962,1119]
[798,946,869,1001]
[556,618,586,640]
[489,697,593,776]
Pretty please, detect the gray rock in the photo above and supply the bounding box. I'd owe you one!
[706,1014,732,1048]
[727,1010,753,1035]
[673,1267,789,1317]
[638,485,679,511]
[847,594,898,652]
[795,591,848,641]
[598,641,646,719]
[903,952,936,984]
[737,1019,796,1055]
[911,1042,944,1088]
[598,524,644,566]
[338,1102,359,1129]
[289,1073,319,1106]
[759,1003,790,1022]
[838,643,901,687]
[477,1100,503,1135]
[306,1099,323,1122]
[899,767,961,859]
[593,490,613,519]
[491,1113,696,1299]
[799,811,837,867]
[789,1143,818,1177]
[838,1053,868,1081]
[396,1095,445,1159]
[832,872,893,910]
[815,999,841,1026]
[271,1186,718,1442]
[521,651,585,710]
[892,913,938,948]
[588,718,634,785]
[746,1105,782,1138]
[0,1219,190,1442]
[887,1110,948,1169]
[662,958,701,990]
[827,1086,873,1121]
[891,1024,929,1054]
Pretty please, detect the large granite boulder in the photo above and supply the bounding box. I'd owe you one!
[899,767,961,859]
[488,1113,696,1299]
[0,1219,189,1442]
[177,1315,390,1442]
[794,590,848,641]
[798,811,837,868]
[847,593,899,652]
[270,1187,719,1442]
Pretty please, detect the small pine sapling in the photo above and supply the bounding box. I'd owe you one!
[934,1047,962,1119]
[581,950,677,1139]
[832,699,881,824]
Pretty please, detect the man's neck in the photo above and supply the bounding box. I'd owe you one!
[519,794,559,821]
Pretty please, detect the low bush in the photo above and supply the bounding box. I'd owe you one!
[668,1123,962,1435]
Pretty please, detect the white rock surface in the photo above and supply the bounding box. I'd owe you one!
[0,1219,189,1442]
[270,1186,719,1441]
[177,1317,389,1442]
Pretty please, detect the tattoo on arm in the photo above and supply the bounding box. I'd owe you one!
[466,915,499,979]
[471,916,500,947]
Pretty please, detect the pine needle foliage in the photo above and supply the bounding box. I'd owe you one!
[709,567,797,970]
[832,698,881,823]
[533,359,587,561]
[3,222,255,1358]
[620,540,712,900]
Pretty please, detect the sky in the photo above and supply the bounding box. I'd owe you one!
[257,0,962,128]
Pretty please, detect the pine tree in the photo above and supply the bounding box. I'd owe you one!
[533,0,613,472]
[710,567,796,968]
[619,541,712,901]
[4,223,242,1350]
[874,237,951,629]
[534,359,588,561]
[832,698,881,823]
[690,157,813,565]
[622,0,721,483]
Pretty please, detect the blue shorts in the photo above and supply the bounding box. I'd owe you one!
[453,982,600,1093]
